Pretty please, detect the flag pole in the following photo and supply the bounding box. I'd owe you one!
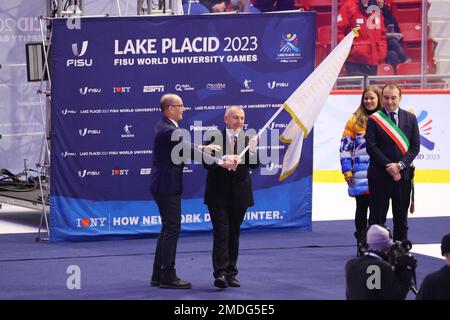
[238,104,285,158]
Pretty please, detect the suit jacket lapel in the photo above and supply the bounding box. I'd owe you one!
[223,128,232,155]
[398,108,406,133]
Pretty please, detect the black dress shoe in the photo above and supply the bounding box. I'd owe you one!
[226,275,240,287]
[214,276,228,288]
[160,278,192,289]
[150,279,160,287]
[150,273,160,286]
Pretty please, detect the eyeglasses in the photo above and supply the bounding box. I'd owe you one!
[171,104,184,108]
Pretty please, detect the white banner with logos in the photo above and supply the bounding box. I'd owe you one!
[314,92,450,182]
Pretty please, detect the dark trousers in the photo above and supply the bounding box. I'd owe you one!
[254,0,295,12]
[354,195,370,241]
[152,193,181,282]
[386,38,407,68]
[368,177,411,241]
[208,205,247,278]
[345,62,377,76]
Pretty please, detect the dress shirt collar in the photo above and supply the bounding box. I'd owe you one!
[385,107,399,115]
[168,118,179,128]
[226,128,240,140]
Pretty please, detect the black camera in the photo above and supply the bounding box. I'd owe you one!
[386,240,417,273]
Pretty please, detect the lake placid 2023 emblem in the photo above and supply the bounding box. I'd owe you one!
[277,33,301,63]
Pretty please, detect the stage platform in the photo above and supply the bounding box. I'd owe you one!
[0,189,48,211]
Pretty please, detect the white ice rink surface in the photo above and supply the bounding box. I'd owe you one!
[313,183,450,260]
[1,183,449,259]
[312,183,450,221]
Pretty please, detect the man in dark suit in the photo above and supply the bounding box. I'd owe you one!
[365,83,420,241]
[203,106,259,288]
[416,233,450,300]
[150,93,221,289]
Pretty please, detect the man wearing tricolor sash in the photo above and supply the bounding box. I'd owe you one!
[365,83,420,242]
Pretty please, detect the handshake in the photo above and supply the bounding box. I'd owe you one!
[219,154,241,171]
[198,144,241,171]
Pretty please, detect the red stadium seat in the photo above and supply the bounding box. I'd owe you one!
[302,0,331,27]
[391,0,428,24]
[396,61,436,75]
[315,25,331,65]
[396,61,440,89]
[316,11,332,28]
[316,44,325,66]
[303,0,331,10]
[394,7,421,23]
[317,25,331,46]
[397,61,418,75]
[303,1,331,13]
[404,39,437,62]
[400,22,423,44]
[294,0,307,9]
[377,63,395,75]
[391,0,421,4]
[399,24,436,71]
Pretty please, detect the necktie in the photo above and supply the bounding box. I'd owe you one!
[232,136,237,155]
[389,112,397,125]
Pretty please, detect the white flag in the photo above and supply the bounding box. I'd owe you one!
[279,31,356,181]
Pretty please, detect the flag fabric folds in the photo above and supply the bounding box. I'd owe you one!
[279,30,356,181]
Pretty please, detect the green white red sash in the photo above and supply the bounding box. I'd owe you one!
[370,110,410,155]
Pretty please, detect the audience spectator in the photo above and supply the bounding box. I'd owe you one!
[338,0,387,76]
[376,0,409,69]
[227,0,243,11]
[226,0,258,12]
[200,0,228,12]
[254,0,294,12]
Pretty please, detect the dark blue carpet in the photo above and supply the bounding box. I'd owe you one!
[0,217,448,300]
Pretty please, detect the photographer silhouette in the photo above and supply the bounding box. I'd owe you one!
[416,233,450,300]
[346,224,416,300]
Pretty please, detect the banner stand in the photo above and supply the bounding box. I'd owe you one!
[32,16,54,242]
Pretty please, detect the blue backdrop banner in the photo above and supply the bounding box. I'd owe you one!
[50,12,316,241]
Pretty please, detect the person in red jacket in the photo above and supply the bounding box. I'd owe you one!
[338,0,387,76]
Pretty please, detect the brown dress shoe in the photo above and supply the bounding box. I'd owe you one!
[159,278,192,289]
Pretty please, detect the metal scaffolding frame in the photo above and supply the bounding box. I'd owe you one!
[27,0,180,241]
